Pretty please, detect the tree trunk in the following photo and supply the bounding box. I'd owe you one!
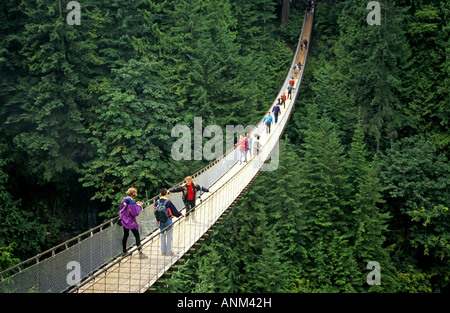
[281,0,290,26]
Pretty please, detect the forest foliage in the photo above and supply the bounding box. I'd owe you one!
[0,0,448,292]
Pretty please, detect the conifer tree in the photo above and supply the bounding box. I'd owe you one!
[401,1,449,153]
[351,161,399,292]
[295,103,358,291]
[193,244,236,293]
[297,105,351,237]
[251,139,306,264]
[378,137,450,291]
[334,0,410,153]
[240,207,288,293]
[346,113,398,291]
[5,0,95,183]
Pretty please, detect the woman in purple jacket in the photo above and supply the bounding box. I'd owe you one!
[119,188,147,258]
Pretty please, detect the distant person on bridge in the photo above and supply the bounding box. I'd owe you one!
[272,103,281,123]
[293,62,301,77]
[289,77,295,87]
[277,96,282,107]
[169,176,212,215]
[154,188,183,256]
[281,92,286,109]
[253,134,261,156]
[245,132,253,160]
[303,38,308,50]
[262,111,273,134]
[288,77,295,99]
[119,188,147,258]
[288,85,295,99]
[235,134,248,164]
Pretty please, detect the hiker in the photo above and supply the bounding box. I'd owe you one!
[235,134,248,164]
[288,77,295,99]
[303,38,308,50]
[277,96,283,107]
[154,188,183,256]
[245,132,253,160]
[253,133,261,156]
[289,77,295,87]
[262,111,273,134]
[272,103,281,123]
[169,176,212,215]
[288,85,295,99]
[119,188,147,258]
[281,92,287,109]
[293,62,301,77]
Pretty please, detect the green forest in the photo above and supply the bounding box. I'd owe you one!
[0,0,449,293]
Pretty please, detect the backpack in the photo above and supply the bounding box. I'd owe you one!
[118,197,131,226]
[154,199,169,223]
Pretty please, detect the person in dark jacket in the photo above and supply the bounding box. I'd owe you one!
[169,176,212,215]
[272,103,281,123]
[154,188,183,256]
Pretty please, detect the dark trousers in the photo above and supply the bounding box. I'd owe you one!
[274,114,279,123]
[122,227,141,253]
[184,199,196,215]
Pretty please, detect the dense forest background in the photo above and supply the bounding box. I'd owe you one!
[0,0,448,292]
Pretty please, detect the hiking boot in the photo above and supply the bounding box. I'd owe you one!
[139,252,148,259]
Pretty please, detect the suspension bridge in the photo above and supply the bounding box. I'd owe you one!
[0,11,313,293]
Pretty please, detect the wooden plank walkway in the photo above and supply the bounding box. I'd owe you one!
[76,12,313,293]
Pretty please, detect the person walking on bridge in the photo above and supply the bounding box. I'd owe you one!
[288,85,295,99]
[154,188,183,256]
[293,62,301,77]
[289,77,295,88]
[253,134,261,156]
[169,176,212,215]
[119,188,147,258]
[235,134,248,164]
[245,132,253,160]
[262,111,273,134]
[288,77,295,100]
[272,103,281,123]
